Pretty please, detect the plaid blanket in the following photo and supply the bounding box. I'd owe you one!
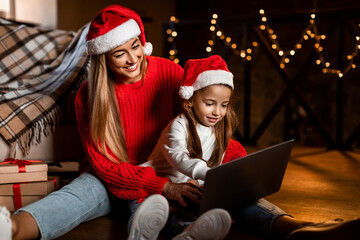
[0,18,90,157]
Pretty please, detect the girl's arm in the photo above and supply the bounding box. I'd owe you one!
[158,116,210,181]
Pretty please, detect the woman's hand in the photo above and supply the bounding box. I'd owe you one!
[162,181,202,207]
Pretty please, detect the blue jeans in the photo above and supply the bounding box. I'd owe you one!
[16,172,289,239]
[15,173,111,240]
[128,198,289,238]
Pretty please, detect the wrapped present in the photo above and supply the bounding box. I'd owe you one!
[0,179,56,211]
[0,158,48,184]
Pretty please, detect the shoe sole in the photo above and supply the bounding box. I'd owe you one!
[173,208,232,240]
[288,218,360,240]
[128,194,169,240]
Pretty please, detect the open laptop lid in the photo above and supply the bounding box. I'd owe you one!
[199,139,294,215]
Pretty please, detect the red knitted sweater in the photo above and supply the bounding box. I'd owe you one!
[75,56,247,200]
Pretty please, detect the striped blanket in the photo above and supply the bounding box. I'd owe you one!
[0,18,90,157]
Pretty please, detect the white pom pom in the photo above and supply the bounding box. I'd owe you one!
[143,42,153,56]
[179,86,194,99]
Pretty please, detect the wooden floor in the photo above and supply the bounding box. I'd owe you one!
[57,147,360,240]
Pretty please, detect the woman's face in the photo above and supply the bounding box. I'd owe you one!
[106,37,144,84]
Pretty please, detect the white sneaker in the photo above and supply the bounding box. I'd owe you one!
[0,207,12,240]
[128,194,169,240]
[172,208,232,240]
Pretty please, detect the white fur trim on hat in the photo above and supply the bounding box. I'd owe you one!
[87,19,141,55]
[143,42,153,56]
[179,70,234,99]
[179,86,194,100]
[194,70,234,90]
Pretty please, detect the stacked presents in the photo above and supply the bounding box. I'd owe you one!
[0,158,56,212]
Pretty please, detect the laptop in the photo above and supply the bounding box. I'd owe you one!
[197,139,294,215]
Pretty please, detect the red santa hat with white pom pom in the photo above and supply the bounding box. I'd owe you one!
[86,5,152,56]
[179,55,234,100]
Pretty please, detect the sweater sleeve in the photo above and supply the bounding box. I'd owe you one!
[74,83,169,200]
[158,117,210,181]
[222,139,248,164]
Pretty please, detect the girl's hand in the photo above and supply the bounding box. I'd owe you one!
[162,181,202,207]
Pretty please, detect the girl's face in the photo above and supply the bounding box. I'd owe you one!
[190,85,232,127]
[106,37,144,84]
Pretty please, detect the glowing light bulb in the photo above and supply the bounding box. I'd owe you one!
[338,72,343,78]
[316,60,321,65]
[284,58,290,63]
[259,9,265,14]
[280,63,285,69]
[279,50,284,56]
[212,14,218,19]
[169,50,175,55]
[170,16,176,22]
[210,26,215,31]
[211,19,217,24]
[206,46,212,52]
[304,35,309,40]
[231,43,237,49]
[290,50,295,55]
[296,44,302,49]
[216,31,222,36]
[325,62,330,67]
[208,40,214,46]
[247,48,252,54]
[171,31,177,37]
[262,17,267,22]
[252,41,258,47]
[174,58,179,64]
[311,14,316,19]
[240,51,246,58]
[260,25,266,30]
[272,44,277,49]
[226,37,231,42]
[166,29,172,34]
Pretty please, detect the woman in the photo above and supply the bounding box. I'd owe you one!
[1,4,359,240]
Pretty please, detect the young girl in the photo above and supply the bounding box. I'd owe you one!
[142,55,241,187]
[130,55,238,240]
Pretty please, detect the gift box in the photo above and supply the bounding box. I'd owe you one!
[0,180,56,211]
[0,159,48,184]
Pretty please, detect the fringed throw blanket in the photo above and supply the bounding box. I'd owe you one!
[0,18,90,157]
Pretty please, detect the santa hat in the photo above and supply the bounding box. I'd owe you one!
[179,55,234,99]
[86,5,152,56]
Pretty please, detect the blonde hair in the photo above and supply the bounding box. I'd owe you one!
[88,53,147,163]
[182,85,238,167]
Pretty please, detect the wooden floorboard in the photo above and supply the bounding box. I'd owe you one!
[56,147,360,240]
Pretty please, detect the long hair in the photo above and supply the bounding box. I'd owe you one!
[87,54,147,163]
[182,85,238,168]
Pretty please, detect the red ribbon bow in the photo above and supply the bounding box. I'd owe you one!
[1,158,42,173]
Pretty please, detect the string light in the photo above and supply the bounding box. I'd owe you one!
[258,9,360,77]
[206,13,257,61]
[166,16,179,64]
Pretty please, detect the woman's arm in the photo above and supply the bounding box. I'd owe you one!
[222,138,248,164]
[75,83,169,200]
